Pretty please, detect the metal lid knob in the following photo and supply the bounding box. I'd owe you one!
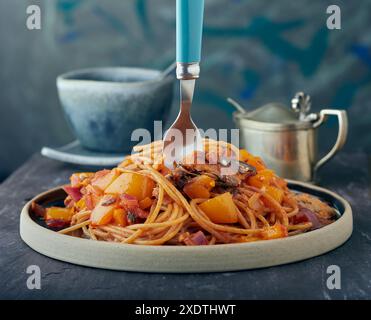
[291,92,312,120]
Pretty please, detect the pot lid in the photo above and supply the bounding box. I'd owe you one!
[246,102,299,124]
[233,92,318,131]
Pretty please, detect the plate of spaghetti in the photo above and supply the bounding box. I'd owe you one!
[20,139,352,272]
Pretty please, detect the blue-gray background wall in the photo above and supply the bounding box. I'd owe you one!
[0,0,370,181]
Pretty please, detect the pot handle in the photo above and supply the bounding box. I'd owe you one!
[313,109,348,172]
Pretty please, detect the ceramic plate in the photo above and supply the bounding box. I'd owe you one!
[41,141,126,167]
[20,181,352,273]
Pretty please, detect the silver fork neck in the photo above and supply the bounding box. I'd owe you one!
[176,62,200,80]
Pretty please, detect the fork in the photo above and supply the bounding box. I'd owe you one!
[163,0,205,167]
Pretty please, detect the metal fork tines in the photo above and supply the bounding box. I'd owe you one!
[163,78,202,167]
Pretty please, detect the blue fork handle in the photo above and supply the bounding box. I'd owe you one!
[176,0,205,63]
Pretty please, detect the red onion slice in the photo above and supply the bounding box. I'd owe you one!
[63,186,82,202]
[189,231,208,245]
[298,207,322,230]
[120,194,149,219]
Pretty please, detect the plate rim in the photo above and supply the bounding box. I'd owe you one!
[19,180,353,272]
[41,141,125,166]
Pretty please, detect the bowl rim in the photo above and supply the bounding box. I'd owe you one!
[57,66,173,87]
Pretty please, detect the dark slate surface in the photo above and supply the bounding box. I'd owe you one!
[0,153,370,300]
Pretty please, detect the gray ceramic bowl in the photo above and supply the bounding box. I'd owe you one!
[57,67,174,153]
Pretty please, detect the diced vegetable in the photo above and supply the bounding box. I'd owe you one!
[260,224,288,240]
[47,219,71,228]
[120,193,138,207]
[183,231,208,246]
[120,194,149,219]
[265,186,284,204]
[70,172,94,188]
[63,186,82,202]
[85,184,104,196]
[199,192,238,224]
[91,169,120,191]
[64,196,74,208]
[139,197,153,210]
[239,149,251,162]
[91,195,116,226]
[31,202,46,217]
[75,197,86,210]
[105,172,155,201]
[248,169,275,188]
[112,208,127,227]
[45,207,74,222]
[92,169,110,179]
[183,175,215,199]
[294,208,321,230]
[247,156,266,171]
[239,149,266,171]
[239,236,261,243]
[101,195,117,206]
[85,193,100,211]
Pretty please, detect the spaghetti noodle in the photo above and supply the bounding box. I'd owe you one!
[33,139,336,245]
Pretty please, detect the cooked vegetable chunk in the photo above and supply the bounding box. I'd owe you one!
[265,186,284,204]
[239,149,266,171]
[91,195,116,226]
[91,169,120,191]
[112,208,127,227]
[248,169,275,188]
[199,192,238,224]
[183,175,215,199]
[260,224,288,240]
[45,207,74,228]
[45,207,74,222]
[105,172,154,201]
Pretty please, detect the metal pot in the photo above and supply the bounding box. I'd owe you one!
[232,92,348,182]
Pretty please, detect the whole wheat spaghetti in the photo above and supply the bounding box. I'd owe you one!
[33,139,336,245]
